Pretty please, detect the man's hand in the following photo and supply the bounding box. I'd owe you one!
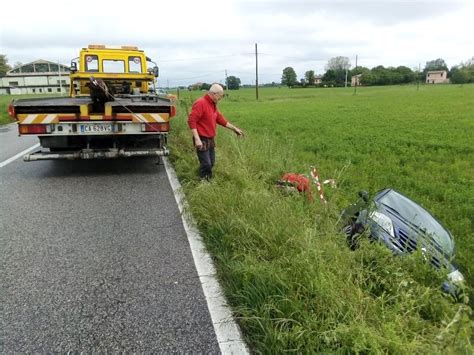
[191,128,203,149]
[233,127,244,137]
[226,123,244,137]
[194,137,203,150]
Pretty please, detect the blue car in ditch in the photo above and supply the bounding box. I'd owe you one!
[342,188,465,296]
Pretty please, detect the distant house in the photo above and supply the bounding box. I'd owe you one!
[426,70,449,84]
[188,82,203,91]
[315,75,322,85]
[0,59,70,95]
[351,74,362,86]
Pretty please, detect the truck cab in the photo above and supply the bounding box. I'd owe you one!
[70,45,157,98]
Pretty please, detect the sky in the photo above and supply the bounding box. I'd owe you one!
[1,0,472,87]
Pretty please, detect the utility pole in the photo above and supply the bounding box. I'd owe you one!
[58,61,63,96]
[353,55,358,95]
[255,43,259,100]
[345,68,348,88]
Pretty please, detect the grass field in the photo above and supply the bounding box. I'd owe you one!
[2,85,473,352]
[169,85,473,352]
[0,95,15,124]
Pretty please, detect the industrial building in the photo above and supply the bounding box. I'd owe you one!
[0,60,70,95]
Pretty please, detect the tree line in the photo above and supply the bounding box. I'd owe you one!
[2,53,473,89]
[281,56,474,87]
[186,76,241,91]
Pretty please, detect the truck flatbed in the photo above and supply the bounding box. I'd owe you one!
[12,96,174,115]
[12,96,93,107]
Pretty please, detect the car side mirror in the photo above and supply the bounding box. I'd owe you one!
[358,190,369,202]
[70,61,77,73]
[153,66,159,77]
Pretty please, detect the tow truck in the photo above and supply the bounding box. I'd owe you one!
[8,44,176,161]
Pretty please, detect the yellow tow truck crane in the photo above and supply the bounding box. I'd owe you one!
[8,44,176,161]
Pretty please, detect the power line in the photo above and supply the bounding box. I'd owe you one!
[162,70,224,82]
[159,53,253,63]
[159,51,327,63]
[259,53,327,62]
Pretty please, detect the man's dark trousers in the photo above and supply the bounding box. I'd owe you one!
[196,137,215,180]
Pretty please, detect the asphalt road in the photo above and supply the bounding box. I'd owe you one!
[0,125,220,352]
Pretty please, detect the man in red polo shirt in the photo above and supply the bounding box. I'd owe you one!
[188,83,244,180]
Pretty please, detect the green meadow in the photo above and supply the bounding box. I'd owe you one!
[170,85,473,352]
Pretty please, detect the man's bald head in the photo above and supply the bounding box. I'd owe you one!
[209,83,224,94]
[208,83,224,103]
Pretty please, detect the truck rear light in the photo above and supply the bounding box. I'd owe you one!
[8,103,16,119]
[142,122,169,132]
[19,124,51,134]
[170,106,176,117]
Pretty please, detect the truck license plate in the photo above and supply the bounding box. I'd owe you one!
[80,123,113,133]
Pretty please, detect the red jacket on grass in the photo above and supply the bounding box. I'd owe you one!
[279,173,314,202]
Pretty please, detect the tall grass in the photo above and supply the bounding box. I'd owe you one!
[169,85,472,352]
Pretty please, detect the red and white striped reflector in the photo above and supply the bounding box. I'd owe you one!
[132,113,169,123]
[18,114,60,124]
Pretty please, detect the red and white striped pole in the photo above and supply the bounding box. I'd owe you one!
[310,166,327,204]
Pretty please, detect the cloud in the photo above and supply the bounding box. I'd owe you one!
[1,0,472,85]
[237,0,466,25]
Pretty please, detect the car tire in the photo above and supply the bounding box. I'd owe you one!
[342,222,364,250]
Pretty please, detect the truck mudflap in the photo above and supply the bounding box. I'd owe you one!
[23,147,169,161]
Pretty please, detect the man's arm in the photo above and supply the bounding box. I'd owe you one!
[216,111,244,137]
[188,101,203,149]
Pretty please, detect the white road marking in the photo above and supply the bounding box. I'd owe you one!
[0,143,40,168]
[164,158,249,355]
